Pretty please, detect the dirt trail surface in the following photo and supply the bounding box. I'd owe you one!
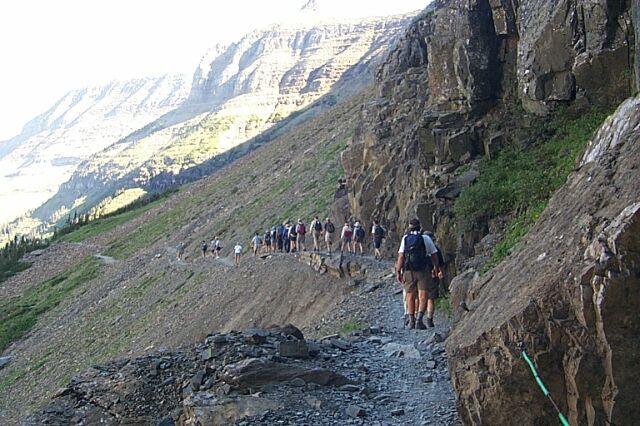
[23,252,460,425]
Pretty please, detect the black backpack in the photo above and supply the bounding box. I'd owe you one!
[404,234,427,271]
[355,226,365,238]
[314,220,322,232]
[326,222,335,233]
[374,225,385,238]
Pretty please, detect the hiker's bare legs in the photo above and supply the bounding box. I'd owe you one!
[427,298,434,318]
[405,290,416,316]
[418,290,428,314]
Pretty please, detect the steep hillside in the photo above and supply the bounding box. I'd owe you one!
[0,75,190,226]
[31,15,412,231]
[0,89,370,423]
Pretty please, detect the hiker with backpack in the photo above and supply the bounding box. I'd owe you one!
[213,237,222,259]
[340,222,354,254]
[270,227,277,252]
[283,222,291,253]
[251,232,263,256]
[353,222,365,255]
[310,215,323,252]
[371,220,386,260]
[263,229,272,253]
[324,218,336,255]
[276,223,285,252]
[296,219,306,252]
[176,242,185,260]
[200,240,208,258]
[395,218,442,329]
[289,221,298,253]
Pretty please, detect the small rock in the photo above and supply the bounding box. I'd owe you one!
[339,384,360,392]
[425,360,437,369]
[278,340,310,358]
[222,383,231,395]
[369,326,381,334]
[391,409,405,416]
[282,324,304,341]
[421,374,434,383]
[305,395,322,409]
[243,328,269,345]
[346,405,366,418]
[320,334,340,341]
[201,348,215,361]
[192,371,205,390]
[157,417,175,426]
[290,378,306,387]
[382,343,421,359]
[330,339,351,351]
[0,356,12,370]
[207,335,228,347]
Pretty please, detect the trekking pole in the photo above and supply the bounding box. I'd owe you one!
[517,342,571,426]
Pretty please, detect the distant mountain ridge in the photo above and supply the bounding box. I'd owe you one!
[25,13,414,230]
[0,75,190,225]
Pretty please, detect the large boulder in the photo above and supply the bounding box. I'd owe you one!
[446,95,640,425]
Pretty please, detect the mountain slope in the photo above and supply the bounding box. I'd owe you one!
[0,75,190,226]
[30,15,412,230]
[0,88,370,423]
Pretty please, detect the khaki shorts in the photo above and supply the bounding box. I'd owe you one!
[325,232,334,243]
[402,270,438,298]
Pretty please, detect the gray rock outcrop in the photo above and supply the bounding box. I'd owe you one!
[341,0,635,271]
[446,95,640,425]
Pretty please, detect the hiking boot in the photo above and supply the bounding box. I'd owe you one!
[426,317,434,328]
[408,316,416,329]
[415,320,427,330]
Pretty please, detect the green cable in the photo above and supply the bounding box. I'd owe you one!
[521,348,571,426]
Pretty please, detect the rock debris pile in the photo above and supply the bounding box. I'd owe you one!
[26,318,458,425]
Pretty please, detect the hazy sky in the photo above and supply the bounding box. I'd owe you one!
[0,0,427,140]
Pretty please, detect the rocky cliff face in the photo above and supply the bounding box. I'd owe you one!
[446,95,640,425]
[341,0,635,266]
[29,14,412,228]
[0,75,190,225]
[340,0,637,423]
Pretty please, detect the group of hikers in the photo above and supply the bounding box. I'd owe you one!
[178,215,445,329]
[245,216,389,259]
[177,216,388,266]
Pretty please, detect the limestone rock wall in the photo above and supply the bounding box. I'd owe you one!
[446,95,640,425]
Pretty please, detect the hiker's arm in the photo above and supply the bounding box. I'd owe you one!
[430,253,441,276]
[395,253,405,284]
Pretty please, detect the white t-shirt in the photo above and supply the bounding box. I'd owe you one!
[251,235,262,246]
[234,244,242,254]
[397,232,437,255]
[213,239,220,248]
